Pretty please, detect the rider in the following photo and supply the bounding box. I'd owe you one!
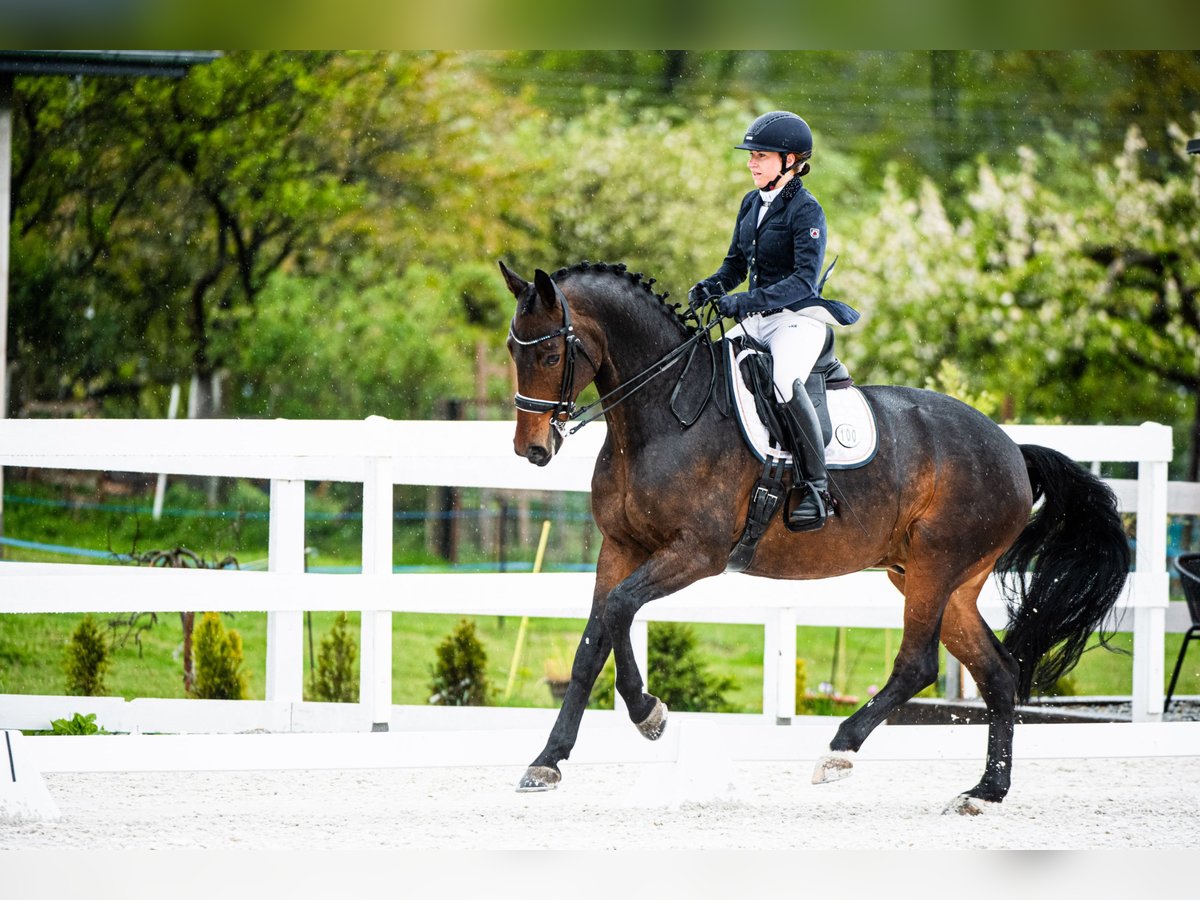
[689,111,859,532]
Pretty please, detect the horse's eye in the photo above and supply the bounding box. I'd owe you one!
[544,354,561,367]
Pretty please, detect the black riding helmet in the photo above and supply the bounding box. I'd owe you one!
[736,111,813,190]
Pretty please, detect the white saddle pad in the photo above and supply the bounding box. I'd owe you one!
[728,343,878,469]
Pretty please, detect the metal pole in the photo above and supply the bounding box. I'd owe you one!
[0,74,13,553]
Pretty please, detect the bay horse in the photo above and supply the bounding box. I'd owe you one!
[500,259,1129,814]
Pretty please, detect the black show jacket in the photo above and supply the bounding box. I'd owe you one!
[702,180,858,324]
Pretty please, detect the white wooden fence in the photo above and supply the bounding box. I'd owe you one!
[0,417,1183,737]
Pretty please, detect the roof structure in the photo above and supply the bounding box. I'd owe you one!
[0,50,220,78]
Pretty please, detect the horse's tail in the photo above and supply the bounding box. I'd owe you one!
[998,444,1131,703]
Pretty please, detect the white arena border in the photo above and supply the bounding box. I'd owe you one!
[23,716,1200,778]
[0,417,1193,770]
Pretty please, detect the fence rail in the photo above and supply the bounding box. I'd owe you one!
[0,418,1182,732]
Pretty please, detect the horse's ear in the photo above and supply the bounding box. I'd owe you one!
[532,269,560,311]
[498,260,530,299]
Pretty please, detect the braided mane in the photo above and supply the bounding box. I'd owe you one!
[551,261,697,334]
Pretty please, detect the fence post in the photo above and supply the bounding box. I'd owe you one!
[360,456,393,732]
[1131,423,1171,722]
[266,479,305,705]
[774,606,796,724]
[762,613,779,721]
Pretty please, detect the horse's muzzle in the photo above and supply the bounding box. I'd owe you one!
[525,445,552,466]
[516,425,562,467]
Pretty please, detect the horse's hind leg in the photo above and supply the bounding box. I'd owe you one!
[812,568,945,784]
[938,575,1020,813]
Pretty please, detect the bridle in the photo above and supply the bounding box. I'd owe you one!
[508,277,727,437]
[508,278,599,425]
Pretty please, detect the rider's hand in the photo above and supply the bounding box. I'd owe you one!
[717,292,747,319]
[687,281,718,311]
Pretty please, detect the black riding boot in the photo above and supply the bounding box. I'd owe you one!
[782,379,829,533]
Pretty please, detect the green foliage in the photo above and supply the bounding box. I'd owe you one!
[50,712,109,735]
[1038,674,1079,698]
[429,619,494,706]
[585,623,736,712]
[63,615,110,697]
[190,612,248,700]
[10,50,1200,479]
[840,129,1200,472]
[794,657,808,713]
[589,658,616,709]
[647,622,737,713]
[311,612,360,703]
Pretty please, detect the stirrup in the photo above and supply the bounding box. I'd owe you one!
[784,482,828,533]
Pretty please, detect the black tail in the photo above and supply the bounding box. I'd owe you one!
[998,444,1131,703]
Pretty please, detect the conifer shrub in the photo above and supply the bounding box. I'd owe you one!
[311,612,359,703]
[428,619,493,706]
[64,614,111,697]
[587,622,737,713]
[649,622,737,713]
[190,612,248,700]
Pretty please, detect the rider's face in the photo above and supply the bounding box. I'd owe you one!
[747,150,792,189]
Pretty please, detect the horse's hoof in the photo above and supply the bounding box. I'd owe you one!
[516,766,561,792]
[636,698,668,741]
[943,793,1001,816]
[811,750,856,784]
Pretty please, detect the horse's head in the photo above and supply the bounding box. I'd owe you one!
[500,261,601,466]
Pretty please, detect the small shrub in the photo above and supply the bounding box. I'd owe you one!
[311,612,359,703]
[190,612,248,700]
[650,622,737,713]
[429,619,493,706]
[51,712,109,735]
[586,625,737,712]
[794,658,808,714]
[64,614,110,697]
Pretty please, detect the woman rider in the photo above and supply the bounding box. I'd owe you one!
[688,111,859,532]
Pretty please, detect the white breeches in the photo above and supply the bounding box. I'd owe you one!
[739,310,829,402]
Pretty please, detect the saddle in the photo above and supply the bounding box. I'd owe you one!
[733,328,852,454]
[724,328,876,572]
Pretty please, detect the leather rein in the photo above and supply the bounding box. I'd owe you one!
[508,280,727,437]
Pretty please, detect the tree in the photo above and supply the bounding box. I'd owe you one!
[839,123,1199,478]
[9,51,539,421]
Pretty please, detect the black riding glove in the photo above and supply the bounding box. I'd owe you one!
[718,292,749,319]
[687,281,722,311]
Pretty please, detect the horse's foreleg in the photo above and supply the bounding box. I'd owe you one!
[603,545,721,735]
[517,605,613,792]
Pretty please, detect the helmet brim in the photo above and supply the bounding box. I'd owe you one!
[736,141,787,152]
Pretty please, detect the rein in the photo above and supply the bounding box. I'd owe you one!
[509,281,727,437]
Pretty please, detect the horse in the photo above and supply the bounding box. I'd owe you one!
[500,259,1129,814]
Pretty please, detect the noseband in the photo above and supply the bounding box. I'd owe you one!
[508,279,598,427]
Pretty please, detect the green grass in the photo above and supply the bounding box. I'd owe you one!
[4,609,1195,714]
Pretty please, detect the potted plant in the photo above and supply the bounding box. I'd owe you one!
[543,647,573,701]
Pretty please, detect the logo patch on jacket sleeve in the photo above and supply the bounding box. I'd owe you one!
[810,227,821,239]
